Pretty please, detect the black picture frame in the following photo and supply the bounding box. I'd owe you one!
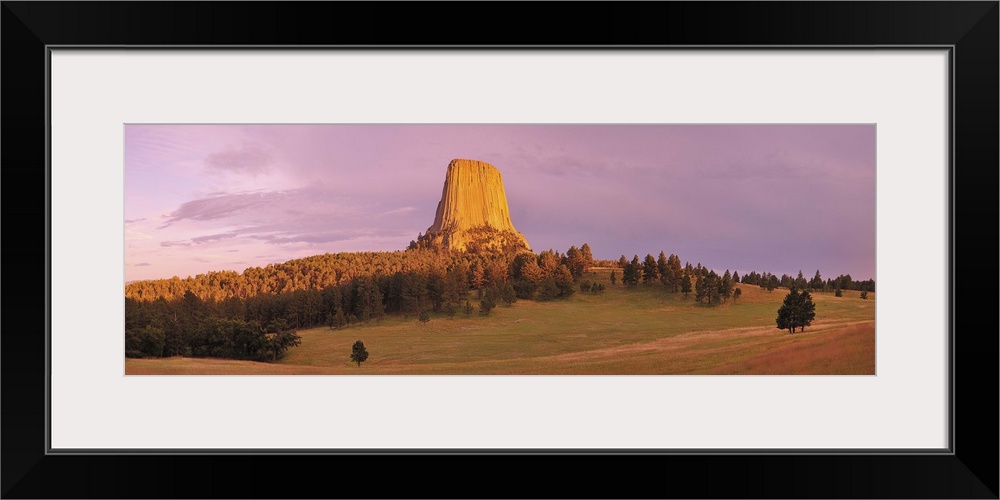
[3,2,996,498]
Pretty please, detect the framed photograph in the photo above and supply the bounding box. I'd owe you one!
[3,2,996,498]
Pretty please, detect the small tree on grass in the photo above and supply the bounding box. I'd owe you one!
[350,340,369,367]
[610,270,617,286]
[776,289,817,334]
[464,300,474,317]
[860,291,869,300]
[835,288,843,297]
[733,287,742,304]
[418,310,430,323]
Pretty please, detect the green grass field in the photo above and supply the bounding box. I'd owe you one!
[126,268,875,375]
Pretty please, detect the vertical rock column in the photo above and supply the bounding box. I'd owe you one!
[425,159,530,252]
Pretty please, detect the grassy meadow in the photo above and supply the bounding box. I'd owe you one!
[125,268,875,375]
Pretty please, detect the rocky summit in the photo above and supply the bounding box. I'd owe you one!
[419,159,531,253]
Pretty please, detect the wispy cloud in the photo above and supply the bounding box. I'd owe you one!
[191,233,239,244]
[161,240,192,247]
[204,141,274,175]
[159,190,284,226]
[134,262,151,266]
[383,206,417,216]
[125,218,147,224]
[126,229,151,241]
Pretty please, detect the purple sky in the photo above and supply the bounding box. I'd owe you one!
[125,124,876,283]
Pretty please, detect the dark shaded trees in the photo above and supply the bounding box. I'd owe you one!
[664,254,683,292]
[623,255,642,286]
[794,270,808,290]
[499,282,517,306]
[479,286,498,315]
[809,270,824,290]
[656,252,670,287]
[680,271,692,298]
[554,264,576,298]
[705,270,721,304]
[775,289,817,334]
[643,254,658,285]
[694,274,706,303]
[720,270,734,302]
[350,340,369,366]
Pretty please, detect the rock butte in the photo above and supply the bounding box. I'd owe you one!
[423,159,531,252]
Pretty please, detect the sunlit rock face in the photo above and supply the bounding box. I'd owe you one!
[423,159,531,253]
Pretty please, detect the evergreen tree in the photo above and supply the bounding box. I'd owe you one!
[657,251,670,287]
[694,274,706,303]
[499,282,517,306]
[479,287,497,315]
[795,270,808,290]
[643,254,659,285]
[809,270,824,290]
[681,271,692,298]
[720,270,733,302]
[767,274,779,292]
[705,271,721,304]
[628,255,642,286]
[780,274,792,289]
[537,278,560,301]
[775,289,817,333]
[538,250,560,274]
[580,243,594,275]
[554,264,576,297]
[350,340,369,366]
[565,246,585,279]
[666,254,683,292]
[327,307,347,330]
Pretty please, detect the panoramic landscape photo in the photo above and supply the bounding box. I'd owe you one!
[124,124,875,375]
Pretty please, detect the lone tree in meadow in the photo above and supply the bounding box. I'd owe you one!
[350,340,369,367]
[775,289,817,334]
